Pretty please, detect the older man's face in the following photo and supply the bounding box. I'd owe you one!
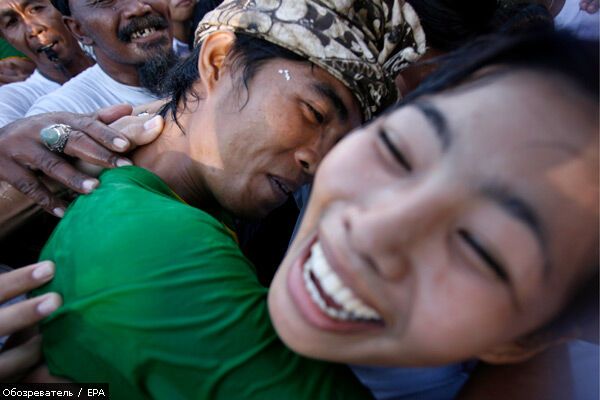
[0,0,82,69]
[68,0,172,67]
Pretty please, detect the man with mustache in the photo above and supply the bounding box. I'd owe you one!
[0,0,93,126]
[24,0,177,115]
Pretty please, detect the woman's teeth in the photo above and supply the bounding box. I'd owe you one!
[302,242,382,322]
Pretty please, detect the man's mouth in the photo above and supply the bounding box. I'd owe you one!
[269,175,293,197]
[37,42,56,54]
[302,241,382,322]
[119,15,169,43]
[130,27,158,40]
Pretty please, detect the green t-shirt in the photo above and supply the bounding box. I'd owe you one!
[35,166,372,400]
[0,38,26,60]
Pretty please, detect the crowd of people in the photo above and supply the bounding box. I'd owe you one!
[0,0,597,399]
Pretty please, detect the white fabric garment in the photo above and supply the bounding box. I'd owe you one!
[555,0,599,40]
[172,38,191,58]
[0,70,60,128]
[26,64,158,116]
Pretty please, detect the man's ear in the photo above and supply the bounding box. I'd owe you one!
[63,16,93,45]
[477,335,571,365]
[197,30,236,92]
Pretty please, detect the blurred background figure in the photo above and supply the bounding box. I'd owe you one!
[169,0,195,58]
[0,38,34,85]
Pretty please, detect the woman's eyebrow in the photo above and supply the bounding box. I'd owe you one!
[311,83,348,122]
[482,183,551,277]
[412,100,452,150]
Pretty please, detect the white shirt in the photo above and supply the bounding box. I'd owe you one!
[173,38,191,58]
[0,70,60,127]
[26,64,158,116]
[555,0,599,40]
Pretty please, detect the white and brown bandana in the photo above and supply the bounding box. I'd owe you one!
[195,0,427,120]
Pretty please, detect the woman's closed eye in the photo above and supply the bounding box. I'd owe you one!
[379,128,412,172]
[458,229,510,284]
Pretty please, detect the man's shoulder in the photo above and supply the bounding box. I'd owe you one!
[52,166,237,256]
[0,70,59,98]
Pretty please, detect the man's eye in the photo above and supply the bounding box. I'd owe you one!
[29,5,45,13]
[378,128,412,172]
[4,17,16,27]
[305,103,324,124]
[458,229,510,283]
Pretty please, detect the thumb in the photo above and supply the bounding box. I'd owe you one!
[112,114,164,149]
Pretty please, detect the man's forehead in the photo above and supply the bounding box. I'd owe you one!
[0,0,41,12]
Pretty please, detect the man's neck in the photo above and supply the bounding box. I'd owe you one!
[93,50,141,87]
[38,50,94,84]
[132,109,221,215]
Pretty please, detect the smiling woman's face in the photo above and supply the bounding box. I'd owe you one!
[268,70,599,366]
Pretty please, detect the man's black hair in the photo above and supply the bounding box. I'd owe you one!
[50,0,70,16]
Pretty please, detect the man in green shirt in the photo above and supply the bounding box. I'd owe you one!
[37,166,372,399]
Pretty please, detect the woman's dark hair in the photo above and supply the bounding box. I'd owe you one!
[159,33,305,129]
[402,30,598,105]
[406,0,498,51]
[400,30,599,343]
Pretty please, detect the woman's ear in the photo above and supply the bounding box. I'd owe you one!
[197,30,236,93]
[64,17,93,45]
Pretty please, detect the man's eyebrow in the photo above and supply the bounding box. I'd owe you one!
[412,100,452,150]
[482,183,550,276]
[311,83,348,122]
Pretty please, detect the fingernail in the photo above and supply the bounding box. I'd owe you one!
[116,158,133,167]
[143,115,161,132]
[113,137,129,150]
[37,294,60,316]
[82,179,99,193]
[53,208,65,218]
[32,261,54,280]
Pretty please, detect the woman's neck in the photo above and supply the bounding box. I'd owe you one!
[132,112,220,215]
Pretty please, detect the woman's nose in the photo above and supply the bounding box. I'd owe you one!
[342,181,461,281]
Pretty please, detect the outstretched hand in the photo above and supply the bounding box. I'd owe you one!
[0,104,164,216]
[0,262,61,382]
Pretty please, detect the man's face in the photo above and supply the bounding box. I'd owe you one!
[68,0,172,67]
[0,0,81,70]
[184,58,362,219]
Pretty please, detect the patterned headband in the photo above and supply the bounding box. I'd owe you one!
[195,0,426,120]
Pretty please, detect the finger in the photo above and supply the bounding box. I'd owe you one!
[54,113,132,153]
[115,114,164,149]
[13,147,98,196]
[63,129,132,169]
[0,159,68,216]
[0,294,61,338]
[95,103,134,124]
[0,262,55,304]
[0,335,42,382]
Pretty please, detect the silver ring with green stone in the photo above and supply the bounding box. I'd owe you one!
[40,124,72,153]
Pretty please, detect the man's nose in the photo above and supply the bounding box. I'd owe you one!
[26,19,45,37]
[295,147,320,176]
[122,0,152,18]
